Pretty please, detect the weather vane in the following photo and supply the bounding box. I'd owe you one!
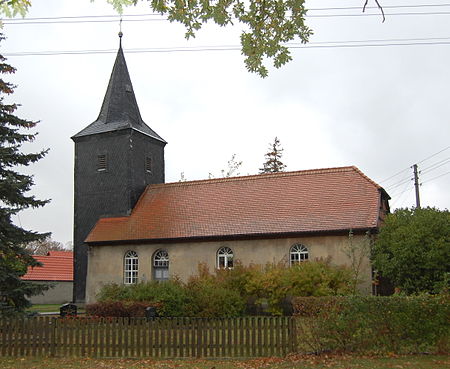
[118,17,123,41]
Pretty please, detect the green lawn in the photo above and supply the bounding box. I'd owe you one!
[0,355,448,369]
[26,304,85,314]
[26,304,61,313]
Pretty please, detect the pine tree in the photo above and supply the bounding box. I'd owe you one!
[0,36,50,316]
[259,137,286,173]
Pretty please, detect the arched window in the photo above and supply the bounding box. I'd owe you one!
[217,247,234,269]
[124,250,138,284]
[290,244,309,265]
[153,249,169,281]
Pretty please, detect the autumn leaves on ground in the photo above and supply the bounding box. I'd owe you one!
[0,355,449,369]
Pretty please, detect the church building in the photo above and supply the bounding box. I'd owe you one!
[72,38,390,304]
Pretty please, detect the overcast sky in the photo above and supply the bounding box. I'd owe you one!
[3,0,449,245]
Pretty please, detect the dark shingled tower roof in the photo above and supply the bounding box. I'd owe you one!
[72,39,166,143]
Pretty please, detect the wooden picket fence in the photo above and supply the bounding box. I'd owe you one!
[0,316,297,358]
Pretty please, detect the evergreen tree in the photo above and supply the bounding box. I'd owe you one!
[0,36,50,316]
[259,137,286,173]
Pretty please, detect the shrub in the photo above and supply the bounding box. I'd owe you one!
[292,294,450,354]
[96,280,191,317]
[96,282,131,301]
[246,260,354,315]
[293,296,345,317]
[186,268,246,317]
[94,260,356,317]
[86,301,159,317]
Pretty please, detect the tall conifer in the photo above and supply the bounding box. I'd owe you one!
[0,36,49,316]
[259,137,286,173]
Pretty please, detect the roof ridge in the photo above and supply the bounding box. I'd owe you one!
[87,164,385,244]
[349,166,382,190]
[151,166,357,188]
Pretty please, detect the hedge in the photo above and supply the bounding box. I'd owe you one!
[292,294,450,354]
[86,301,161,317]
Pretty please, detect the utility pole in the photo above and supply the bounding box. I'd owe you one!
[413,164,421,208]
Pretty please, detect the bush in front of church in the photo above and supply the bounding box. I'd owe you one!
[184,264,246,317]
[95,279,191,317]
[86,300,161,317]
[91,260,356,317]
[244,259,355,315]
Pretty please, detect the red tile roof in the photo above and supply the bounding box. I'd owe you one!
[86,166,388,244]
[22,251,73,281]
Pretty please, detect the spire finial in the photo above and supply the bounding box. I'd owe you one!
[118,17,123,46]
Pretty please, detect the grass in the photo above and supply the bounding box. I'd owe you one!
[26,305,61,313]
[26,304,86,314]
[0,355,448,369]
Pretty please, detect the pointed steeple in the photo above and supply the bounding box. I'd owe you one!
[73,37,165,143]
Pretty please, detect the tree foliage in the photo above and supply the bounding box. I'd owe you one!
[24,236,66,255]
[0,36,49,316]
[209,153,243,179]
[103,0,312,77]
[259,136,286,173]
[0,1,383,77]
[372,207,450,294]
[0,0,30,18]
[343,230,372,294]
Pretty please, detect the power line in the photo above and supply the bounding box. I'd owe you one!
[386,159,449,191]
[421,171,450,184]
[381,146,450,187]
[421,157,450,175]
[293,36,450,46]
[308,3,450,11]
[385,176,413,191]
[417,145,450,164]
[2,2,447,22]
[4,7,450,25]
[379,167,410,184]
[390,184,414,207]
[389,184,414,199]
[307,11,450,18]
[6,37,450,57]
[3,17,165,25]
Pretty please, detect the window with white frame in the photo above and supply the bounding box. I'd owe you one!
[290,244,309,265]
[153,249,169,281]
[217,246,234,269]
[124,250,138,284]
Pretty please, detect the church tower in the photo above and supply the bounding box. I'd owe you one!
[71,36,166,302]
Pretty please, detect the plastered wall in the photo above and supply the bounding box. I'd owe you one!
[28,281,73,305]
[86,234,372,303]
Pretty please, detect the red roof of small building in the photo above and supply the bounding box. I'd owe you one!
[22,251,73,281]
[86,166,389,244]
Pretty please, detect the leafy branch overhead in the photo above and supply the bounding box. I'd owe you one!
[102,0,384,77]
[1,0,384,77]
[115,0,312,77]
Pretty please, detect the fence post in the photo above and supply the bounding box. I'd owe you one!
[50,318,57,357]
[288,316,298,354]
[196,318,202,359]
